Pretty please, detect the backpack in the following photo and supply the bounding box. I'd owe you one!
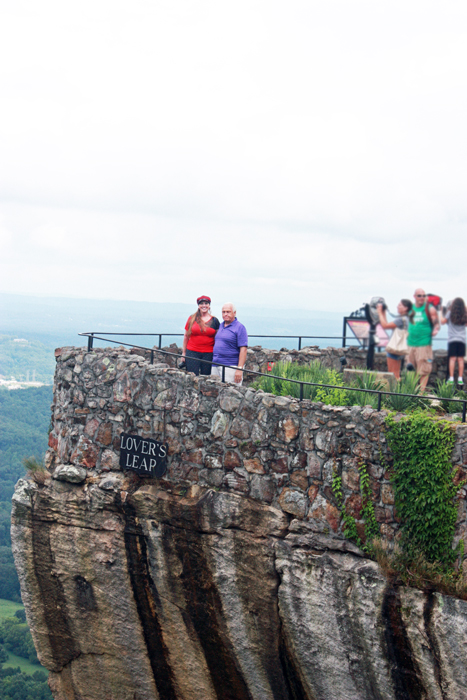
[427,294,442,310]
[425,298,440,331]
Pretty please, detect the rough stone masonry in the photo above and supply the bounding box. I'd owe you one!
[10,345,467,700]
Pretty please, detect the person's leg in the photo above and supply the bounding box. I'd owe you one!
[199,352,213,376]
[210,365,222,379]
[224,366,242,385]
[387,356,402,379]
[185,350,201,375]
[407,347,416,371]
[419,374,430,392]
[418,346,433,393]
[449,356,456,379]
[458,356,465,385]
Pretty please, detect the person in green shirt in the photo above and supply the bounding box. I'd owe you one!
[407,288,440,392]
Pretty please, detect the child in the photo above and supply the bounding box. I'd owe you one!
[441,298,467,386]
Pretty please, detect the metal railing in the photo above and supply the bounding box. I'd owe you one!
[80,332,348,351]
[80,331,447,351]
[78,332,467,422]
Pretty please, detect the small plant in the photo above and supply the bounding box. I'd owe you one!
[331,473,362,546]
[22,456,48,485]
[347,371,385,409]
[315,369,349,406]
[382,371,424,412]
[434,379,464,414]
[373,540,467,600]
[253,360,348,403]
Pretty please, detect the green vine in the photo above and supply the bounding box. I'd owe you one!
[358,461,380,546]
[385,411,464,568]
[332,463,379,553]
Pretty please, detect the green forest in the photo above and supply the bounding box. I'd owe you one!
[0,601,52,699]
[0,387,53,697]
[0,386,52,601]
[0,335,55,384]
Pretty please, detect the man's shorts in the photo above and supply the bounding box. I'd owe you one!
[211,365,243,385]
[407,345,433,377]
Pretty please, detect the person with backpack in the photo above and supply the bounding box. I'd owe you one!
[440,297,467,386]
[407,288,440,391]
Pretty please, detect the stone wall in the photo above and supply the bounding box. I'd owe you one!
[46,345,467,547]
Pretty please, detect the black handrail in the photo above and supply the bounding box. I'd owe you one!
[78,332,466,422]
[79,331,348,351]
[80,331,447,351]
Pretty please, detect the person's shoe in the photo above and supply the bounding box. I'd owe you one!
[447,377,455,383]
[458,377,464,386]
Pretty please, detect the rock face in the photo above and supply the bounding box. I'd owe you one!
[10,346,467,700]
[11,477,467,700]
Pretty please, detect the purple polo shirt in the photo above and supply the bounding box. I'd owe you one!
[213,318,248,366]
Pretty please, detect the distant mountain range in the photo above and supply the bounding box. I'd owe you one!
[0,292,348,351]
[0,292,448,358]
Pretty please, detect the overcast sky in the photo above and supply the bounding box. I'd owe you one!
[1,0,466,313]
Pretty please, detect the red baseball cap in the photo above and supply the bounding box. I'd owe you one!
[197,296,211,304]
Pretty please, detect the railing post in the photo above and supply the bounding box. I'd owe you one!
[463,401,466,424]
[298,336,302,350]
[150,350,154,364]
[87,334,94,351]
[377,392,382,411]
[300,383,304,401]
[158,334,162,349]
[222,366,225,383]
[342,318,347,348]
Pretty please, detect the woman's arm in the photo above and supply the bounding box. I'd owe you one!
[181,330,189,358]
[376,304,396,330]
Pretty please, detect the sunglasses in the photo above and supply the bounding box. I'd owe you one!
[415,294,426,298]
[198,300,210,305]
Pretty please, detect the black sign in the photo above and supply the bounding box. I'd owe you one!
[119,433,168,477]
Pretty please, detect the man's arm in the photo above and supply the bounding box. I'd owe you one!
[234,346,247,383]
[429,305,440,336]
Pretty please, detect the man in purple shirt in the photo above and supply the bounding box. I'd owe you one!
[211,303,248,385]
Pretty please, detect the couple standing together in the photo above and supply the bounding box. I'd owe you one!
[181,296,248,385]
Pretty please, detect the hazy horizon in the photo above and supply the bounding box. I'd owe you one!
[1,1,467,314]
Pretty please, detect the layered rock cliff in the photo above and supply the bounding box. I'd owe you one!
[11,346,467,700]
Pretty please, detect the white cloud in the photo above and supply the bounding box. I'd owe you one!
[1,0,467,314]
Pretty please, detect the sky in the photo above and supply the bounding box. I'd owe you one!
[1,0,467,314]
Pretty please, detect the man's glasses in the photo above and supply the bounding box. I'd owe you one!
[416,294,426,298]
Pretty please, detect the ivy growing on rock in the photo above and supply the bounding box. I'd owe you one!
[332,461,379,554]
[385,411,463,567]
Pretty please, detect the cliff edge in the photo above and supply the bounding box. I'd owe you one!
[11,346,467,700]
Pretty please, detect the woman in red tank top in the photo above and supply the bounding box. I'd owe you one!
[181,296,220,375]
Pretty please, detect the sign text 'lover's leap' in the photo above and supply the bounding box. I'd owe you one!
[119,433,168,477]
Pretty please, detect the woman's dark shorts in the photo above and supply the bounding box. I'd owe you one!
[185,350,213,375]
[448,341,466,358]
